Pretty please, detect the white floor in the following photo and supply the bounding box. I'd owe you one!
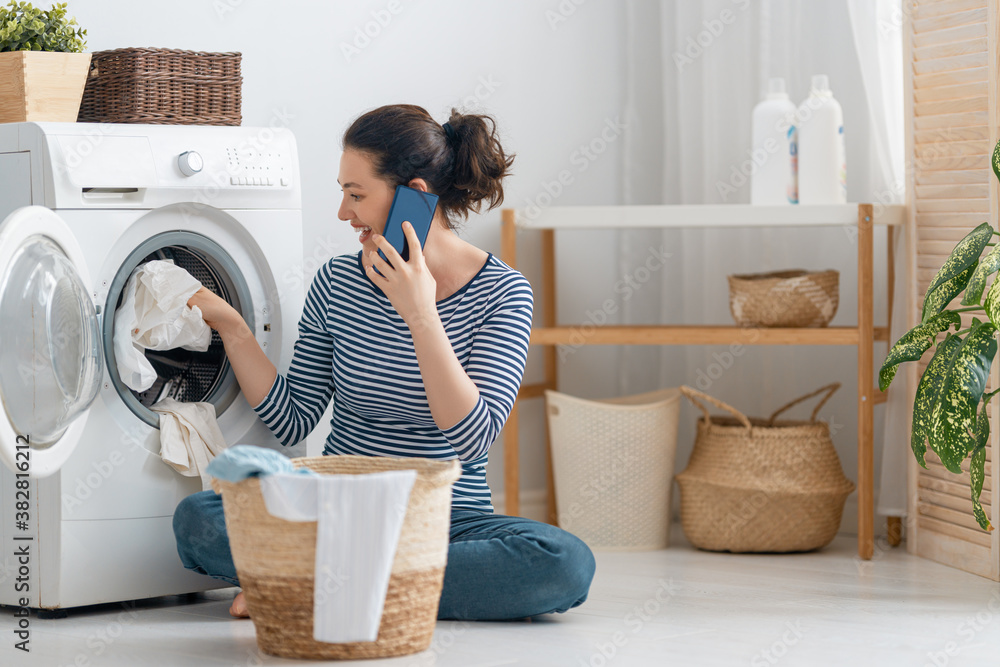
[5,529,1000,667]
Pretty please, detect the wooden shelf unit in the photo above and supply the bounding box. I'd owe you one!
[499,202,906,561]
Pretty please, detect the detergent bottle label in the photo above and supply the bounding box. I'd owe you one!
[787,125,799,204]
[838,126,847,201]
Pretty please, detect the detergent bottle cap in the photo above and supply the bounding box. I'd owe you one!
[810,74,832,96]
[766,77,788,100]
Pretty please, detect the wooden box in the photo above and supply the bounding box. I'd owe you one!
[0,51,91,124]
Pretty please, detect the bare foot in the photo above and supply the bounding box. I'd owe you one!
[229,591,250,618]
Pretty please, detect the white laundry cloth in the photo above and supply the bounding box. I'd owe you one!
[152,398,228,491]
[259,470,416,643]
[114,260,212,392]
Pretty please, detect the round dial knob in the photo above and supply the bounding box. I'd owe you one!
[177,151,204,177]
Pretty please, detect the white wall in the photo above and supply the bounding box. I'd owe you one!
[73,0,628,511]
[72,1,886,533]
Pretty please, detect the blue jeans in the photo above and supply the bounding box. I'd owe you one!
[172,490,596,621]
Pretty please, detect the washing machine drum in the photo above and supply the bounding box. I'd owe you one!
[106,233,253,427]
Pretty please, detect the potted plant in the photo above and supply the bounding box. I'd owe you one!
[880,139,1000,532]
[0,1,88,123]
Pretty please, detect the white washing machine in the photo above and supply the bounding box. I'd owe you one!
[0,122,307,611]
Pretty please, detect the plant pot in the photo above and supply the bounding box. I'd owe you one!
[0,51,91,123]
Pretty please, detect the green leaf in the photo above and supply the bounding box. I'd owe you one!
[0,0,86,52]
[963,242,1000,305]
[928,320,997,473]
[912,334,964,468]
[970,404,992,531]
[925,222,993,297]
[984,274,1000,327]
[879,311,961,391]
[970,446,991,530]
[993,138,1000,186]
[922,264,977,323]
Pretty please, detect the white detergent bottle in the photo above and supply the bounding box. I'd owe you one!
[750,77,797,205]
[797,74,846,204]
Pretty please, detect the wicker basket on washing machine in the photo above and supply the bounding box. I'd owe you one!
[77,48,242,125]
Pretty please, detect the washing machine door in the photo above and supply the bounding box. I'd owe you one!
[0,206,103,477]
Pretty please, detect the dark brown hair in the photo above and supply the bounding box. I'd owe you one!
[343,104,514,228]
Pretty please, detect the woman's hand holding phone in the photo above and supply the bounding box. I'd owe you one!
[378,185,438,267]
[367,222,439,329]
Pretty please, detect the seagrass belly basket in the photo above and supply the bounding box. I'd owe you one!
[675,384,855,553]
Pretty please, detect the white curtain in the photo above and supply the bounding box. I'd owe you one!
[618,0,905,528]
[846,0,907,516]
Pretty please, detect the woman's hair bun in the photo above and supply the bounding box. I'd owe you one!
[442,109,515,221]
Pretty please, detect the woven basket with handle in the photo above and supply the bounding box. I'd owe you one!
[212,455,460,660]
[675,384,854,553]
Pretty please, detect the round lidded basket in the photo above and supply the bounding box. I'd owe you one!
[675,384,855,553]
[728,269,839,328]
[212,455,460,660]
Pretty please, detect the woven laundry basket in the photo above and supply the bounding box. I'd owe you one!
[545,388,680,550]
[212,455,460,660]
[77,48,242,125]
[728,269,839,328]
[675,384,854,553]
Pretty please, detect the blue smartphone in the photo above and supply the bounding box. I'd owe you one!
[378,185,439,266]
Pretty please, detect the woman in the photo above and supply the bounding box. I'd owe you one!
[173,104,596,620]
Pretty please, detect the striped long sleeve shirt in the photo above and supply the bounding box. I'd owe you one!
[252,251,534,511]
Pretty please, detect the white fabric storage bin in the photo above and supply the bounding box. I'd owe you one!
[545,388,680,551]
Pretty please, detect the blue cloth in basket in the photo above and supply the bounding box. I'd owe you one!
[206,444,316,482]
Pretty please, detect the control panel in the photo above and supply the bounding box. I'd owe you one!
[17,124,302,209]
[225,145,292,187]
